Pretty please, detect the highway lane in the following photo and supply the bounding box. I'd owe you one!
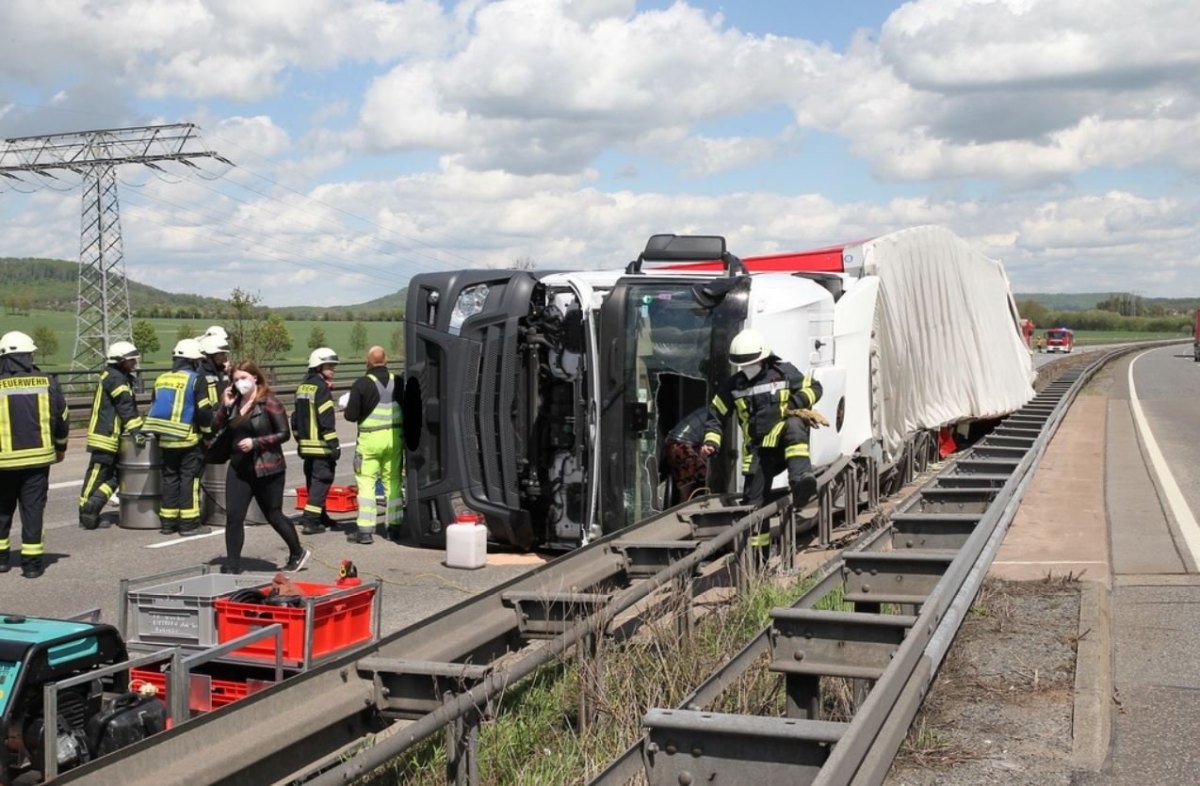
[5,415,543,637]
[1127,343,1200,566]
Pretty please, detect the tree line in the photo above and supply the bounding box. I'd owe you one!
[1018,299,1193,332]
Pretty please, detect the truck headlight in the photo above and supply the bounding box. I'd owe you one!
[449,284,490,335]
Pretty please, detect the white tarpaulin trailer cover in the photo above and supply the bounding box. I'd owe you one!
[857,225,1035,458]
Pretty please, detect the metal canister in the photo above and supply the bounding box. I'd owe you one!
[117,433,161,529]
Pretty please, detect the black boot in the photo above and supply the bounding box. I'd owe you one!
[79,501,102,530]
[790,472,818,507]
[0,552,10,574]
[22,558,43,579]
[300,515,324,536]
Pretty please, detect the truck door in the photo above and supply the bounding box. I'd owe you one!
[597,276,749,534]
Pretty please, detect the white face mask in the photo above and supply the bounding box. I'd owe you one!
[739,362,762,379]
[234,378,255,396]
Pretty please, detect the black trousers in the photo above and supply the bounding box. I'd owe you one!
[224,466,301,567]
[0,466,50,567]
[161,445,205,526]
[80,451,118,514]
[301,457,337,524]
[741,417,814,507]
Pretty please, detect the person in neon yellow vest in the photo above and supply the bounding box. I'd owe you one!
[342,346,403,544]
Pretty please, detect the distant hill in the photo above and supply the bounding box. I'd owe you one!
[1,257,406,317]
[1016,292,1200,313]
[1,257,228,311]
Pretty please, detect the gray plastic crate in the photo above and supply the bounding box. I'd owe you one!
[124,572,273,647]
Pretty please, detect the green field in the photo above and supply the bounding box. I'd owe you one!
[6,310,403,371]
[1070,330,1189,346]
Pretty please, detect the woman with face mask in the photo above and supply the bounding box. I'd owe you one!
[212,361,309,574]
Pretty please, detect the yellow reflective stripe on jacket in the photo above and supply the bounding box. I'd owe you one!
[0,378,57,468]
[761,420,785,448]
[703,430,722,448]
[710,394,728,416]
[318,400,335,414]
[799,374,817,407]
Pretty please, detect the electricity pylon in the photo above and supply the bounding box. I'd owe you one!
[0,124,226,368]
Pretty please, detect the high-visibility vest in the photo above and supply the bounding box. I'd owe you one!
[358,375,402,434]
[144,370,202,446]
[0,372,62,470]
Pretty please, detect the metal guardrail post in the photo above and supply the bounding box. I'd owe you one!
[168,624,285,725]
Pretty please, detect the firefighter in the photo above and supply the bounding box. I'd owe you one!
[342,346,403,544]
[0,331,69,578]
[293,347,341,536]
[143,338,213,536]
[79,341,144,530]
[198,333,231,405]
[197,333,232,525]
[701,329,822,562]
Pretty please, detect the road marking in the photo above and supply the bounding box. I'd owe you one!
[47,440,358,491]
[992,560,1107,566]
[1128,350,1200,570]
[145,531,223,548]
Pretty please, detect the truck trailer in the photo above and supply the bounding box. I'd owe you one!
[402,225,1035,550]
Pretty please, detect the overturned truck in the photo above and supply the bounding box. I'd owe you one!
[403,225,1035,549]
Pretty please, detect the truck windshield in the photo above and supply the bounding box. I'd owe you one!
[619,283,715,524]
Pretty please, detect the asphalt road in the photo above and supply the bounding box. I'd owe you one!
[3,415,543,639]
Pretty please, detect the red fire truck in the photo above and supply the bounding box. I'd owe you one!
[1043,327,1074,353]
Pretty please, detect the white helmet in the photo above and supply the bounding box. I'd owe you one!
[729,329,769,367]
[0,331,37,356]
[107,340,140,363]
[308,347,340,369]
[203,325,228,341]
[199,334,230,356]
[173,338,204,360]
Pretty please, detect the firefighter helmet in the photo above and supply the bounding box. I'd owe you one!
[307,347,340,369]
[199,334,230,356]
[729,329,769,367]
[106,341,140,363]
[173,338,204,360]
[0,331,37,356]
[203,325,228,341]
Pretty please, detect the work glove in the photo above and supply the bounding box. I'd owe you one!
[337,392,350,410]
[787,408,830,429]
[131,429,148,446]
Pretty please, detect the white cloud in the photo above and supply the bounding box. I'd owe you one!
[357,0,822,172]
[0,0,453,102]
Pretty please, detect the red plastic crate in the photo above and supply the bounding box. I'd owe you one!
[129,666,271,711]
[214,581,376,665]
[295,485,358,512]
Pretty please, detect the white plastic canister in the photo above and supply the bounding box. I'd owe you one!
[446,512,487,569]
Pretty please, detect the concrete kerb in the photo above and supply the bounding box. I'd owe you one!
[1071,578,1113,771]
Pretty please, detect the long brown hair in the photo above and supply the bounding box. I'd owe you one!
[230,360,272,426]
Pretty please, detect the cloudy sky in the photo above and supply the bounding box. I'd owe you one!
[1,0,1197,306]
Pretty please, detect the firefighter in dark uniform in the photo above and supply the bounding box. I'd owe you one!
[701,329,822,561]
[198,332,231,407]
[79,340,144,530]
[293,347,341,536]
[197,332,232,526]
[143,338,213,536]
[0,331,69,578]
